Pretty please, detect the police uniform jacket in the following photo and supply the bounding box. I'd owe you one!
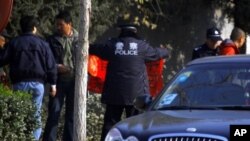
[192,43,219,60]
[90,35,169,105]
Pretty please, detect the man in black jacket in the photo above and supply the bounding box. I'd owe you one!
[0,15,57,141]
[90,24,170,141]
[43,10,78,141]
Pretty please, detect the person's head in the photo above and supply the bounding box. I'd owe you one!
[118,24,139,38]
[20,15,39,33]
[206,27,223,49]
[55,10,73,36]
[230,27,246,48]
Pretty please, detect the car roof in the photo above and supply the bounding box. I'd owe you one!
[187,55,250,66]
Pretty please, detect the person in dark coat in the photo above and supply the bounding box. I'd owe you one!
[192,27,223,60]
[89,24,170,141]
[0,15,57,141]
[42,11,78,141]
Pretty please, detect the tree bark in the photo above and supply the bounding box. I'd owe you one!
[74,0,91,140]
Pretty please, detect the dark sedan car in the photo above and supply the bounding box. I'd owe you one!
[105,55,250,141]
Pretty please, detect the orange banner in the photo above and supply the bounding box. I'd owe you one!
[88,55,164,97]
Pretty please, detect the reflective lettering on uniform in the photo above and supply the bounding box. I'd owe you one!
[116,42,124,49]
[114,42,138,56]
[130,42,138,50]
[115,50,138,55]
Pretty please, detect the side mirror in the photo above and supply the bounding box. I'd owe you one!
[133,94,153,112]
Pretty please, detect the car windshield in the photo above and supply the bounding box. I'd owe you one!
[154,63,250,110]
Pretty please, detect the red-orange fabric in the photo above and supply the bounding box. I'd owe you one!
[0,0,13,33]
[88,55,164,97]
[88,55,107,93]
[88,55,108,81]
[219,40,239,55]
[146,59,164,97]
[220,46,239,55]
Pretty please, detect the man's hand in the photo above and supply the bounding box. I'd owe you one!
[50,85,57,97]
[57,64,70,74]
[160,44,165,48]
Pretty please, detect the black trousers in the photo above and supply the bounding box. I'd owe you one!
[43,79,75,141]
[100,104,139,141]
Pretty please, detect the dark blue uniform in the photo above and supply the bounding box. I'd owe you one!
[192,43,219,60]
[90,32,169,141]
[90,37,169,105]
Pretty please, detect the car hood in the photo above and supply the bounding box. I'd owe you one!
[115,110,250,140]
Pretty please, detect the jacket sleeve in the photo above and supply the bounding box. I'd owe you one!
[219,39,238,55]
[219,47,236,55]
[47,36,62,64]
[44,42,57,85]
[143,41,170,61]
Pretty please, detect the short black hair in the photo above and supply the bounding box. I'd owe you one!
[20,15,39,33]
[55,10,72,24]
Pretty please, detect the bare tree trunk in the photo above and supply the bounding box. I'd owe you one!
[74,0,91,140]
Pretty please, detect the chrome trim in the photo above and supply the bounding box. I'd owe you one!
[186,128,197,132]
[149,133,228,141]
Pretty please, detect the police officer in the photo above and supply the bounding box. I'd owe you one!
[192,27,223,60]
[89,24,170,141]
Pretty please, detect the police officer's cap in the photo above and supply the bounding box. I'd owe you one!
[118,24,138,32]
[206,27,222,41]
